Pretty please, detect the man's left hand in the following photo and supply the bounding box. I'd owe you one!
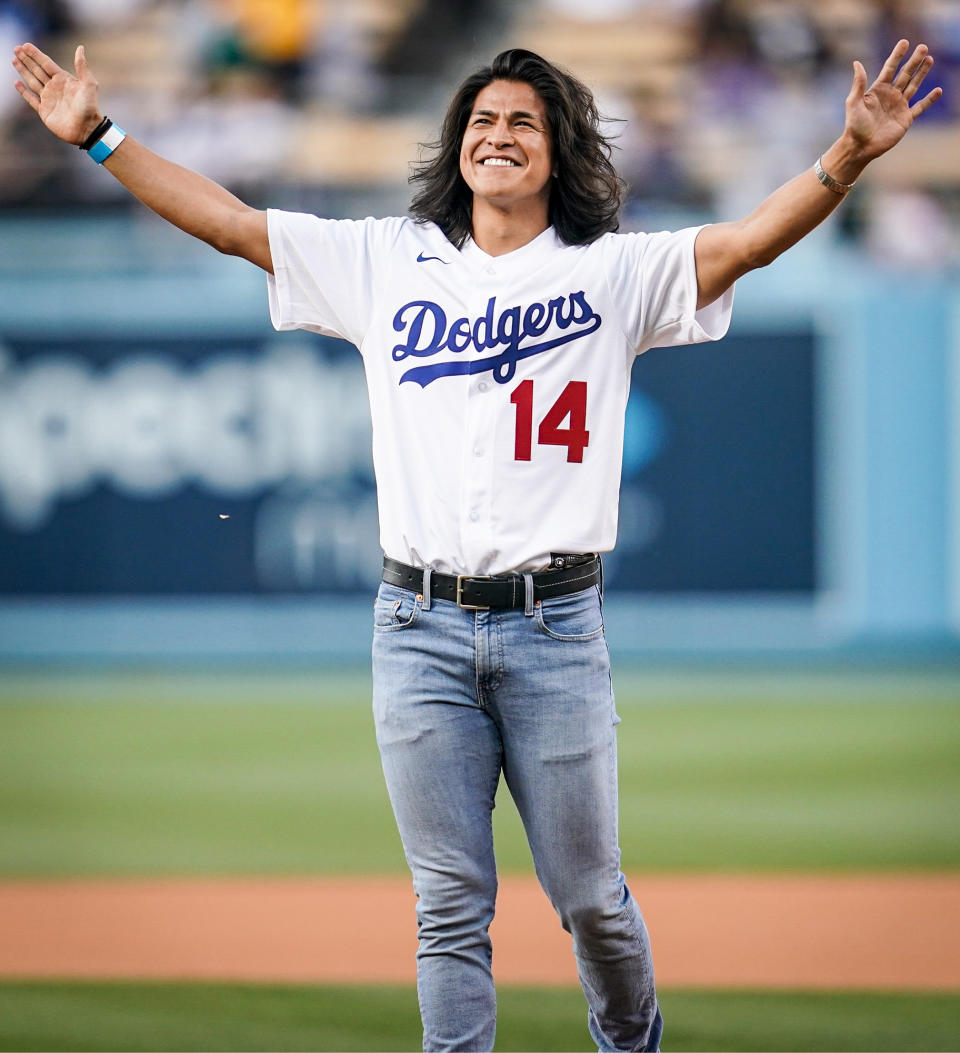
[844,40,943,162]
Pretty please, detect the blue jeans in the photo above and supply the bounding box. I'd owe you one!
[372,580,662,1052]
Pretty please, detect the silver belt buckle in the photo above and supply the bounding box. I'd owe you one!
[456,575,490,610]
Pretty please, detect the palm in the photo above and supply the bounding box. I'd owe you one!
[847,83,913,156]
[39,71,97,142]
[13,43,101,146]
[846,41,941,162]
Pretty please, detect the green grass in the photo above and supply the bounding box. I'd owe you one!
[0,982,958,1051]
[0,667,958,875]
[1,668,957,1050]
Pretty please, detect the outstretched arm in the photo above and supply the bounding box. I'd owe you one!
[694,40,943,309]
[13,42,273,273]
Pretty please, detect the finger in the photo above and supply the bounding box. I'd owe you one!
[14,80,41,114]
[18,41,63,79]
[13,45,54,88]
[874,38,910,87]
[910,85,944,119]
[894,44,929,93]
[847,59,867,104]
[12,54,47,96]
[903,53,934,102]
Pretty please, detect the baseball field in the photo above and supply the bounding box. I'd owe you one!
[0,664,958,1050]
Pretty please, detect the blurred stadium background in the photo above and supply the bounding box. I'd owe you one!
[1,0,959,1050]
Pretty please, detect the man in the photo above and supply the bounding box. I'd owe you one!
[13,37,940,1053]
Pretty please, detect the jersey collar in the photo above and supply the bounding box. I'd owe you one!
[459,225,564,271]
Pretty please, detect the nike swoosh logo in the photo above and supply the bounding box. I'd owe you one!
[416,252,449,264]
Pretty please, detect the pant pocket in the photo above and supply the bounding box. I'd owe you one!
[534,586,604,641]
[373,583,422,632]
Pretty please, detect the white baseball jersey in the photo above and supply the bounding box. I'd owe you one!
[266,213,734,575]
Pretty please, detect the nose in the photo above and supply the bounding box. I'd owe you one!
[487,119,514,148]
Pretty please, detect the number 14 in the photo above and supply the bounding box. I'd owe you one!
[509,380,590,463]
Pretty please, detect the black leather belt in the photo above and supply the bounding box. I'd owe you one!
[382,555,600,610]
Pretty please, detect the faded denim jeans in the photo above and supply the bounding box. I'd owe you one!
[372,580,662,1052]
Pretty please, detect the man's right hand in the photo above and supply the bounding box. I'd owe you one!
[12,40,273,273]
[13,42,103,146]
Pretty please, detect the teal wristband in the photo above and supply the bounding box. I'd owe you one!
[88,123,126,164]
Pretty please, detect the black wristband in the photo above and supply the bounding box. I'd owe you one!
[80,116,112,151]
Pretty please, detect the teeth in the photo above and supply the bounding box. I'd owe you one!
[482,158,517,166]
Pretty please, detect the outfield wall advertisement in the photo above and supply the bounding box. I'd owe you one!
[0,329,815,596]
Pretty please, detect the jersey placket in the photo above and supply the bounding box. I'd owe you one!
[458,265,503,571]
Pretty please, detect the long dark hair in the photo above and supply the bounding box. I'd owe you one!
[409,49,624,248]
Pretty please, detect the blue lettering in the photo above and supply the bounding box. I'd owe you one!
[472,297,497,352]
[447,316,472,353]
[389,290,603,387]
[392,301,447,361]
[496,305,521,349]
[570,291,593,324]
[523,301,549,337]
[492,305,523,384]
[550,294,574,329]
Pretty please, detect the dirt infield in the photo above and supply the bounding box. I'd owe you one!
[1,874,958,989]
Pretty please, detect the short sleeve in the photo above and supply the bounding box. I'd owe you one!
[266,211,406,345]
[602,225,734,355]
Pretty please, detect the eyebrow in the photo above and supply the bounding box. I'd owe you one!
[473,108,544,122]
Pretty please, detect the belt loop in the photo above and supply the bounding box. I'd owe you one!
[523,572,535,616]
[597,555,603,601]
[421,566,432,611]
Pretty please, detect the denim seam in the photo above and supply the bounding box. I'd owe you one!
[536,624,605,643]
[473,611,485,709]
[491,613,504,692]
[534,604,605,642]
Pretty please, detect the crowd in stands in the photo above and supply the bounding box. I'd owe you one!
[3,0,959,267]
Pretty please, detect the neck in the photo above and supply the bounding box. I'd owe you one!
[470,197,550,256]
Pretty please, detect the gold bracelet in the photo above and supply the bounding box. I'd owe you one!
[814,156,856,195]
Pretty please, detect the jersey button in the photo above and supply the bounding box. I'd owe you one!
[468,510,480,522]
[485,266,496,275]
[473,447,484,457]
[477,381,489,393]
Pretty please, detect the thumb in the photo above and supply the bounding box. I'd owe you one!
[75,43,93,82]
[847,59,867,104]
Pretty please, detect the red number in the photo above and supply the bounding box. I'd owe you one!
[510,379,534,461]
[538,381,589,463]
[510,380,590,463]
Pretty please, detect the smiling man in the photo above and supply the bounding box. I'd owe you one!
[12,40,940,1053]
[459,80,554,250]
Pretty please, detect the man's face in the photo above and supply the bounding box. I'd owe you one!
[459,79,553,215]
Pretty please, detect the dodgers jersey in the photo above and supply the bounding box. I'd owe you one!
[266,213,734,575]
